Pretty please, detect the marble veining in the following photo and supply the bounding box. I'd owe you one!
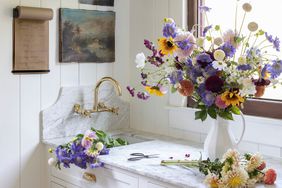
[44,130,282,188]
[41,84,130,140]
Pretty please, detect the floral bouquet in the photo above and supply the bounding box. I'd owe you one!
[161,149,277,187]
[48,128,127,170]
[127,2,282,121]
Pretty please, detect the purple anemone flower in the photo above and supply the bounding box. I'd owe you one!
[196,53,213,68]
[177,39,192,50]
[163,23,177,38]
[220,42,236,58]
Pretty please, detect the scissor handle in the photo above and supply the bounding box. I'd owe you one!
[130,153,145,156]
[128,157,144,161]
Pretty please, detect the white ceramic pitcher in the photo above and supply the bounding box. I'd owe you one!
[204,112,246,160]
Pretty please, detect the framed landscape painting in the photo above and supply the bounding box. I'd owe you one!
[59,8,115,63]
[79,0,114,6]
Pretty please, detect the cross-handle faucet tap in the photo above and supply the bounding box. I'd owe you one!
[74,77,122,117]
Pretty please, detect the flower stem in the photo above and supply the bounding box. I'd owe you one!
[238,12,247,36]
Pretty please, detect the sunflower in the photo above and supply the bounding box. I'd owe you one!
[158,37,177,55]
[145,86,165,96]
[221,90,244,106]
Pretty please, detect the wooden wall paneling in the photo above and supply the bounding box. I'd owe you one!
[19,0,42,187]
[40,1,61,188]
[60,0,79,87]
[113,0,130,101]
[78,3,98,86]
[0,0,21,187]
[96,5,114,81]
[41,0,61,110]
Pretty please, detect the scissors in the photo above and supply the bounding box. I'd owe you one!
[127,153,159,161]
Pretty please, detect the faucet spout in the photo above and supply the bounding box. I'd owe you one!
[94,77,122,111]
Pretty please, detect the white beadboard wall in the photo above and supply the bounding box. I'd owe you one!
[0,0,130,187]
[129,0,282,158]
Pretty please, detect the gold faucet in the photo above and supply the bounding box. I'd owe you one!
[74,77,122,117]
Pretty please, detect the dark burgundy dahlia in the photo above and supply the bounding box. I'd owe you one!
[205,75,224,93]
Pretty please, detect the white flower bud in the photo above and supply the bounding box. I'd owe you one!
[95,142,104,151]
[48,158,56,167]
[213,49,226,61]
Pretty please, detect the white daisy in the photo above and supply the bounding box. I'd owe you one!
[213,49,226,61]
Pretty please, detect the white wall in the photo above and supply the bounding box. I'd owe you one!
[0,0,130,187]
[129,0,282,158]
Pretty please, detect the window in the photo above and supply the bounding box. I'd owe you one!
[187,0,282,119]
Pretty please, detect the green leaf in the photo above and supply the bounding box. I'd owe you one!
[230,106,241,115]
[195,110,208,121]
[208,107,217,119]
[219,111,234,120]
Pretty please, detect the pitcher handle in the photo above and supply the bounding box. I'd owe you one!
[236,111,246,146]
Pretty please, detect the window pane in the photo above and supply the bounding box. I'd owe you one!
[204,0,282,100]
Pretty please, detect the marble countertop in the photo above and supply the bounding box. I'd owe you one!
[43,130,282,188]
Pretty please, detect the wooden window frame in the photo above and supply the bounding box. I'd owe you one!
[187,0,282,119]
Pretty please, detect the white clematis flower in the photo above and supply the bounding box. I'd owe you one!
[238,78,256,96]
[212,61,226,70]
[213,49,226,61]
[135,53,146,69]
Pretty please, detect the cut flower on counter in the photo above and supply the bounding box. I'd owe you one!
[48,128,128,170]
[161,149,277,187]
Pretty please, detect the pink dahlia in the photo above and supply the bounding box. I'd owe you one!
[264,169,277,185]
[215,95,227,109]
